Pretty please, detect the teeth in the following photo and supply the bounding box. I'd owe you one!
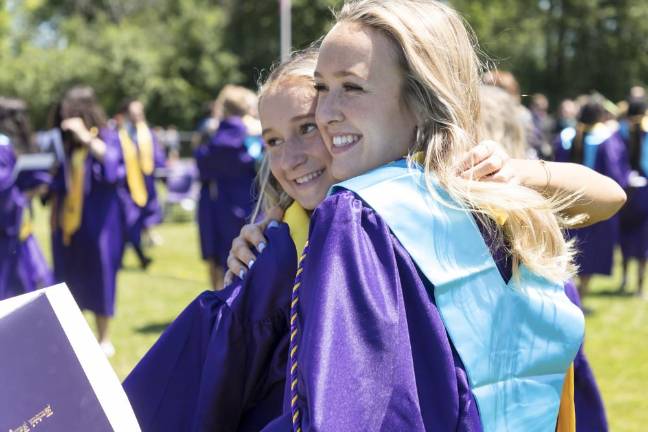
[295,169,324,185]
[332,134,359,147]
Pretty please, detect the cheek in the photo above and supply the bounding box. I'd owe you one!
[267,152,290,189]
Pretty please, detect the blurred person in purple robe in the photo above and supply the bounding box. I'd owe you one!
[112,99,165,270]
[617,98,648,297]
[195,85,262,291]
[0,97,53,300]
[48,86,125,357]
[554,97,630,300]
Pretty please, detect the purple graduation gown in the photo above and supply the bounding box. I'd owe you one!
[123,222,296,431]
[0,142,52,299]
[617,129,648,259]
[264,190,482,431]
[51,128,124,316]
[117,126,165,250]
[563,281,609,431]
[195,117,257,267]
[554,131,629,275]
[142,128,165,229]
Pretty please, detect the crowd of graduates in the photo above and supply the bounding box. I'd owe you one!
[0,0,646,429]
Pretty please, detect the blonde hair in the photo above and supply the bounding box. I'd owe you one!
[215,84,258,118]
[251,48,320,221]
[479,85,527,159]
[338,0,578,282]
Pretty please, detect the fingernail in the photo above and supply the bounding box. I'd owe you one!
[268,220,279,229]
[248,259,255,269]
[239,269,246,279]
[257,242,266,253]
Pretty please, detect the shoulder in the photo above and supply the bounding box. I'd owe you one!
[311,189,384,230]
[226,222,297,323]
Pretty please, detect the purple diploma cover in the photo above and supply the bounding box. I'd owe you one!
[0,284,140,431]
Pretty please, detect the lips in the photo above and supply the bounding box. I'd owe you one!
[294,169,324,185]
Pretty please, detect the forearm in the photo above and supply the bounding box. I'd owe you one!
[511,159,627,226]
[87,137,107,161]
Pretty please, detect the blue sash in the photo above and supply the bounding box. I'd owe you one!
[560,125,612,169]
[332,160,584,432]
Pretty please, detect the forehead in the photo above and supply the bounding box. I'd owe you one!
[260,82,316,126]
[317,22,400,79]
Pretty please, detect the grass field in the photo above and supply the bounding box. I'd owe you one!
[30,203,648,430]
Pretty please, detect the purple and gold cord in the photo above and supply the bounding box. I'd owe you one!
[289,241,309,432]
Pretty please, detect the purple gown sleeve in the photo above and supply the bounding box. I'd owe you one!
[601,134,629,188]
[283,191,481,432]
[123,223,296,432]
[90,128,122,185]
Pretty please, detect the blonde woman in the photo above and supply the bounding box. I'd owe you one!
[258,1,622,431]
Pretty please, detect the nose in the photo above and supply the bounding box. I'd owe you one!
[316,90,343,127]
[279,136,307,172]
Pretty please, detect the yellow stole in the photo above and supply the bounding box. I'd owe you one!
[136,122,154,176]
[61,147,89,246]
[283,201,310,258]
[119,127,148,207]
[19,211,32,241]
[557,364,576,432]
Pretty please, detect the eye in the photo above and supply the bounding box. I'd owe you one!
[343,82,363,92]
[265,137,283,148]
[314,82,328,92]
[299,122,317,135]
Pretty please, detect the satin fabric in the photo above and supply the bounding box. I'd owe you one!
[333,160,583,432]
[50,128,124,316]
[123,223,296,431]
[195,116,257,266]
[0,139,53,299]
[265,190,482,431]
[554,127,629,275]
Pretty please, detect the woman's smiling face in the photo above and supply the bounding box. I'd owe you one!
[314,21,417,181]
[260,80,336,210]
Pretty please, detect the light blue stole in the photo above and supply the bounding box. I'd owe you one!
[560,124,612,169]
[332,160,584,432]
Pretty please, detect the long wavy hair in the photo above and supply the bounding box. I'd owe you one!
[337,0,579,282]
[251,48,320,221]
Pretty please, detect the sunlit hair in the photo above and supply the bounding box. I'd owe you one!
[216,84,258,118]
[479,85,527,159]
[337,0,579,282]
[251,48,320,221]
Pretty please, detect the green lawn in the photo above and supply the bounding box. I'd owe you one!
[30,204,648,431]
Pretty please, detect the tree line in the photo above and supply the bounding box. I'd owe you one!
[0,0,645,130]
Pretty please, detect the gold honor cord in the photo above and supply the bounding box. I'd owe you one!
[119,128,148,207]
[556,364,576,432]
[289,241,309,432]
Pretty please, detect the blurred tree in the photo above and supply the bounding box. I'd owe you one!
[222,0,342,89]
[453,0,648,105]
[0,0,644,128]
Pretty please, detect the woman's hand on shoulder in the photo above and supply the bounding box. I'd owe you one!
[223,206,285,287]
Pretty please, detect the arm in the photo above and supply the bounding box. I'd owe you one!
[459,141,626,227]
